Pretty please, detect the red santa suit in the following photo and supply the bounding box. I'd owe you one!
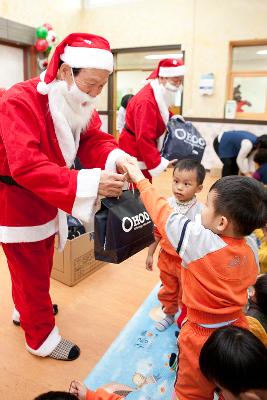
[0,33,126,358]
[119,58,185,181]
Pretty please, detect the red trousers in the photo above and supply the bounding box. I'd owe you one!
[174,316,248,399]
[2,235,55,350]
[158,249,182,315]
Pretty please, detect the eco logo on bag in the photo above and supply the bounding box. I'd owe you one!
[174,128,206,149]
[122,211,151,233]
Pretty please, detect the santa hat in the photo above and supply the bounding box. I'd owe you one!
[147,58,185,80]
[37,32,113,95]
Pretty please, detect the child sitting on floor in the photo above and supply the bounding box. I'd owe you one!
[247,273,267,335]
[34,392,78,399]
[124,159,267,400]
[254,224,267,273]
[199,326,267,400]
[69,380,122,400]
[35,382,123,400]
[145,159,205,331]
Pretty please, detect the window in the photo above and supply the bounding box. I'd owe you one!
[228,41,267,121]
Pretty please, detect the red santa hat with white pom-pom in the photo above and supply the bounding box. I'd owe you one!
[147,58,185,80]
[37,32,113,95]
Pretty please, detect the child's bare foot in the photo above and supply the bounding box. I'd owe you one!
[69,380,87,400]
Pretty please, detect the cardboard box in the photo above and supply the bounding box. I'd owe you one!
[52,232,106,286]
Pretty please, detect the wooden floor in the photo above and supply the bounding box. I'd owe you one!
[0,169,216,399]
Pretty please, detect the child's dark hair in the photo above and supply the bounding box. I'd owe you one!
[254,273,267,315]
[254,148,267,166]
[34,392,78,400]
[199,326,267,396]
[173,159,206,185]
[210,176,267,236]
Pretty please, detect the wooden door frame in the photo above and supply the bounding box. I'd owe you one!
[0,17,36,80]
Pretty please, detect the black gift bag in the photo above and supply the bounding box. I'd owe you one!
[161,117,206,162]
[94,190,154,264]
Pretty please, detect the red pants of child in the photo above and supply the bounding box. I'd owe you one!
[158,250,182,315]
[174,316,248,399]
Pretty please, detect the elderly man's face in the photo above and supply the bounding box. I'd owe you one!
[59,64,109,98]
[159,76,183,91]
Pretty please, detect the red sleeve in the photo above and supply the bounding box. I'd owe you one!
[86,388,123,400]
[0,95,78,214]
[77,111,119,169]
[133,101,162,170]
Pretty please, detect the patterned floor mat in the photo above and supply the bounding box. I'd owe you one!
[84,283,178,399]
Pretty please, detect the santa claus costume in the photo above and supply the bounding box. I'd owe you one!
[0,33,127,360]
[119,58,185,181]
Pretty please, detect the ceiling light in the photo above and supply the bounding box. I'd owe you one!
[256,50,267,55]
[145,54,183,60]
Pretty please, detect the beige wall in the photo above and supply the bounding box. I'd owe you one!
[0,0,83,40]
[1,0,267,118]
[80,0,267,118]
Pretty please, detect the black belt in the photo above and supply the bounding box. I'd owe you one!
[0,175,22,187]
[124,125,135,136]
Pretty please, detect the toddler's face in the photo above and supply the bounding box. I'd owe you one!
[172,168,202,202]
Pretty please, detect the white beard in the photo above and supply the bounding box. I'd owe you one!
[160,83,177,108]
[47,80,98,167]
[48,80,96,138]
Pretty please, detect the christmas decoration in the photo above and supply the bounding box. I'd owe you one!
[34,23,58,72]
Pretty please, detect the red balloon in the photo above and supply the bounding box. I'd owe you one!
[35,39,49,52]
[43,22,53,31]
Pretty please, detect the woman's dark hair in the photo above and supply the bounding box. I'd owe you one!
[254,273,267,315]
[254,149,267,166]
[121,94,134,108]
[210,176,267,235]
[255,134,267,149]
[199,326,267,396]
[34,392,78,400]
[173,159,206,185]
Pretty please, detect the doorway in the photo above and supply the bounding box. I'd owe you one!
[97,44,184,137]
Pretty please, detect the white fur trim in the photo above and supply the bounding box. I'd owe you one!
[150,79,169,125]
[61,46,113,72]
[149,157,169,177]
[37,81,49,95]
[37,71,53,95]
[71,168,101,223]
[57,209,68,252]
[159,65,185,77]
[26,326,61,357]
[12,307,20,323]
[0,216,58,243]
[105,148,127,172]
[138,161,147,170]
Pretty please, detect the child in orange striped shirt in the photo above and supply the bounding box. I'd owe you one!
[124,161,267,400]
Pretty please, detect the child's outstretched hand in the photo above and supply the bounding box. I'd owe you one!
[145,254,154,271]
[69,380,87,400]
[124,161,145,183]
